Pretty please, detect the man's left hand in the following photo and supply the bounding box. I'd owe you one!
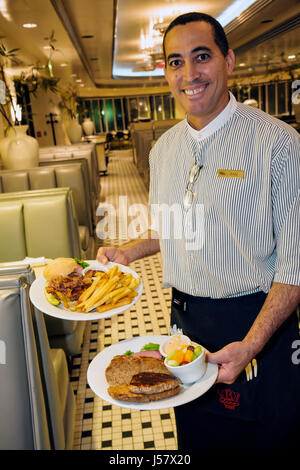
[206,342,254,384]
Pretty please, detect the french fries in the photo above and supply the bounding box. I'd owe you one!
[73,266,140,314]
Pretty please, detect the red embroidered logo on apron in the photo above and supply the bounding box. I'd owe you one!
[218,388,240,410]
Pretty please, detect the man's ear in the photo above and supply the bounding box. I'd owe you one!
[226,49,235,75]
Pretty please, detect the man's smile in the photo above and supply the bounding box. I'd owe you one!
[182,83,209,96]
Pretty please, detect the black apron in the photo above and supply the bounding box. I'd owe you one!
[171,288,300,451]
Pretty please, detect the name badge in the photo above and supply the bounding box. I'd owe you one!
[217,169,244,178]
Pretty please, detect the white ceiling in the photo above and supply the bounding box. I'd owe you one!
[0,0,299,90]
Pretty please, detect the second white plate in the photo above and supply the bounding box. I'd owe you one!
[29,260,143,321]
[87,335,218,410]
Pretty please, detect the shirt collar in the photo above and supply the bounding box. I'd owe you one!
[187,92,237,141]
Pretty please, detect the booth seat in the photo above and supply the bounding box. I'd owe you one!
[0,162,96,258]
[0,264,85,357]
[39,143,100,207]
[152,119,180,140]
[39,158,97,229]
[129,121,153,166]
[0,274,76,449]
[0,187,81,261]
[129,119,180,189]
[0,183,94,262]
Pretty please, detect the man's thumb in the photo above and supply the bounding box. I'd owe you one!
[206,350,224,364]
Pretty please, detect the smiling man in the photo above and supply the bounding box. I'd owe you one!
[163,19,235,129]
[97,12,300,451]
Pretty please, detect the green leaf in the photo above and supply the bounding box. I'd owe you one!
[74,258,89,269]
[140,343,160,351]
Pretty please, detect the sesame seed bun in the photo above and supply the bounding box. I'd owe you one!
[43,258,79,281]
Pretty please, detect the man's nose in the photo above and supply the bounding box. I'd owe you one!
[183,60,199,82]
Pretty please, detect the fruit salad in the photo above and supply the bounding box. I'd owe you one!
[166,344,202,367]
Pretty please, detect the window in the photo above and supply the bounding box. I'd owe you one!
[79,93,175,133]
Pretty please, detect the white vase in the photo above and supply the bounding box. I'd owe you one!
[82,117,95,136]
[0,125,39,170]
[66,119,82,143]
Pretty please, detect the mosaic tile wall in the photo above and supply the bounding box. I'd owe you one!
[71,150,178,450]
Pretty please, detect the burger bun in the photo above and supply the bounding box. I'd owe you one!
[43,258,79,281]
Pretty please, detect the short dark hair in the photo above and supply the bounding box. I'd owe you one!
[163,12,229,62]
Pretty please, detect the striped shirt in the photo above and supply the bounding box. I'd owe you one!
[149,93,300,298]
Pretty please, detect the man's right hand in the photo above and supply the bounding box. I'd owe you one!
[96,246,130,266]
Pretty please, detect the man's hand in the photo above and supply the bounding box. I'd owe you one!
[206,342,253,384]
[96,246,130,266]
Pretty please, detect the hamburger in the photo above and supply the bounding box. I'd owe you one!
[43,257,85,281]
[44,257,93,307]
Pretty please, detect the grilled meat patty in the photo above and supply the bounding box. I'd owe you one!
[105,355,172,386]
[108,384,181,403]
[129,372,181,395]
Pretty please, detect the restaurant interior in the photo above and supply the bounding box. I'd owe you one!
[0,0,299,451]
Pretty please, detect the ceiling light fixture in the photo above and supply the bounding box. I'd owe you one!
[60,63,68,67]
[23,23,37,28]
[288,55,296,59]
[217,0,258,27]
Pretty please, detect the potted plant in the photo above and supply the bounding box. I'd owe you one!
[0,43,39,169]
[58,83,82,143]
[0,33,61,168]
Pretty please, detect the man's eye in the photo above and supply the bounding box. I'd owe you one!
[169,59,182,67]
[196,53,210,62]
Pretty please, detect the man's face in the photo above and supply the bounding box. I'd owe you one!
[164,21,235,129]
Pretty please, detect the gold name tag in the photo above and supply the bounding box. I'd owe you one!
[217,169,244,178]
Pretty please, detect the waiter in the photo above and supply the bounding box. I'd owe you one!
[97,12,300,450]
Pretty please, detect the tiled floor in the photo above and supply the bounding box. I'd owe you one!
[71,149,178,450]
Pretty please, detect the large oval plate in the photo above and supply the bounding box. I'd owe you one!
[87,335,218,410]
[29,260,143,321]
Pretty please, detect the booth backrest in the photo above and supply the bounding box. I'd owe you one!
[39,158,96,228]
[0,187,81,262]
[39,144,100,204]
[0,276,51,449]
[0,162,94,235]
[152,119,181,139]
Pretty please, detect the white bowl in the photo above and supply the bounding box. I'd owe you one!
[164,343,206,384]
[159,334,191,357]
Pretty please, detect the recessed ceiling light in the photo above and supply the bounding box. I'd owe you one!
[23,23,37,28]
[60,63,68,67]
[75,79,82,82]
[288,55,296,59]
[81,35,94,39]
[43,45,51,50]
[239,63,246,66]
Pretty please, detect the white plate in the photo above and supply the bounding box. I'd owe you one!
[87,335,218,410]
[29,261,143,321]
